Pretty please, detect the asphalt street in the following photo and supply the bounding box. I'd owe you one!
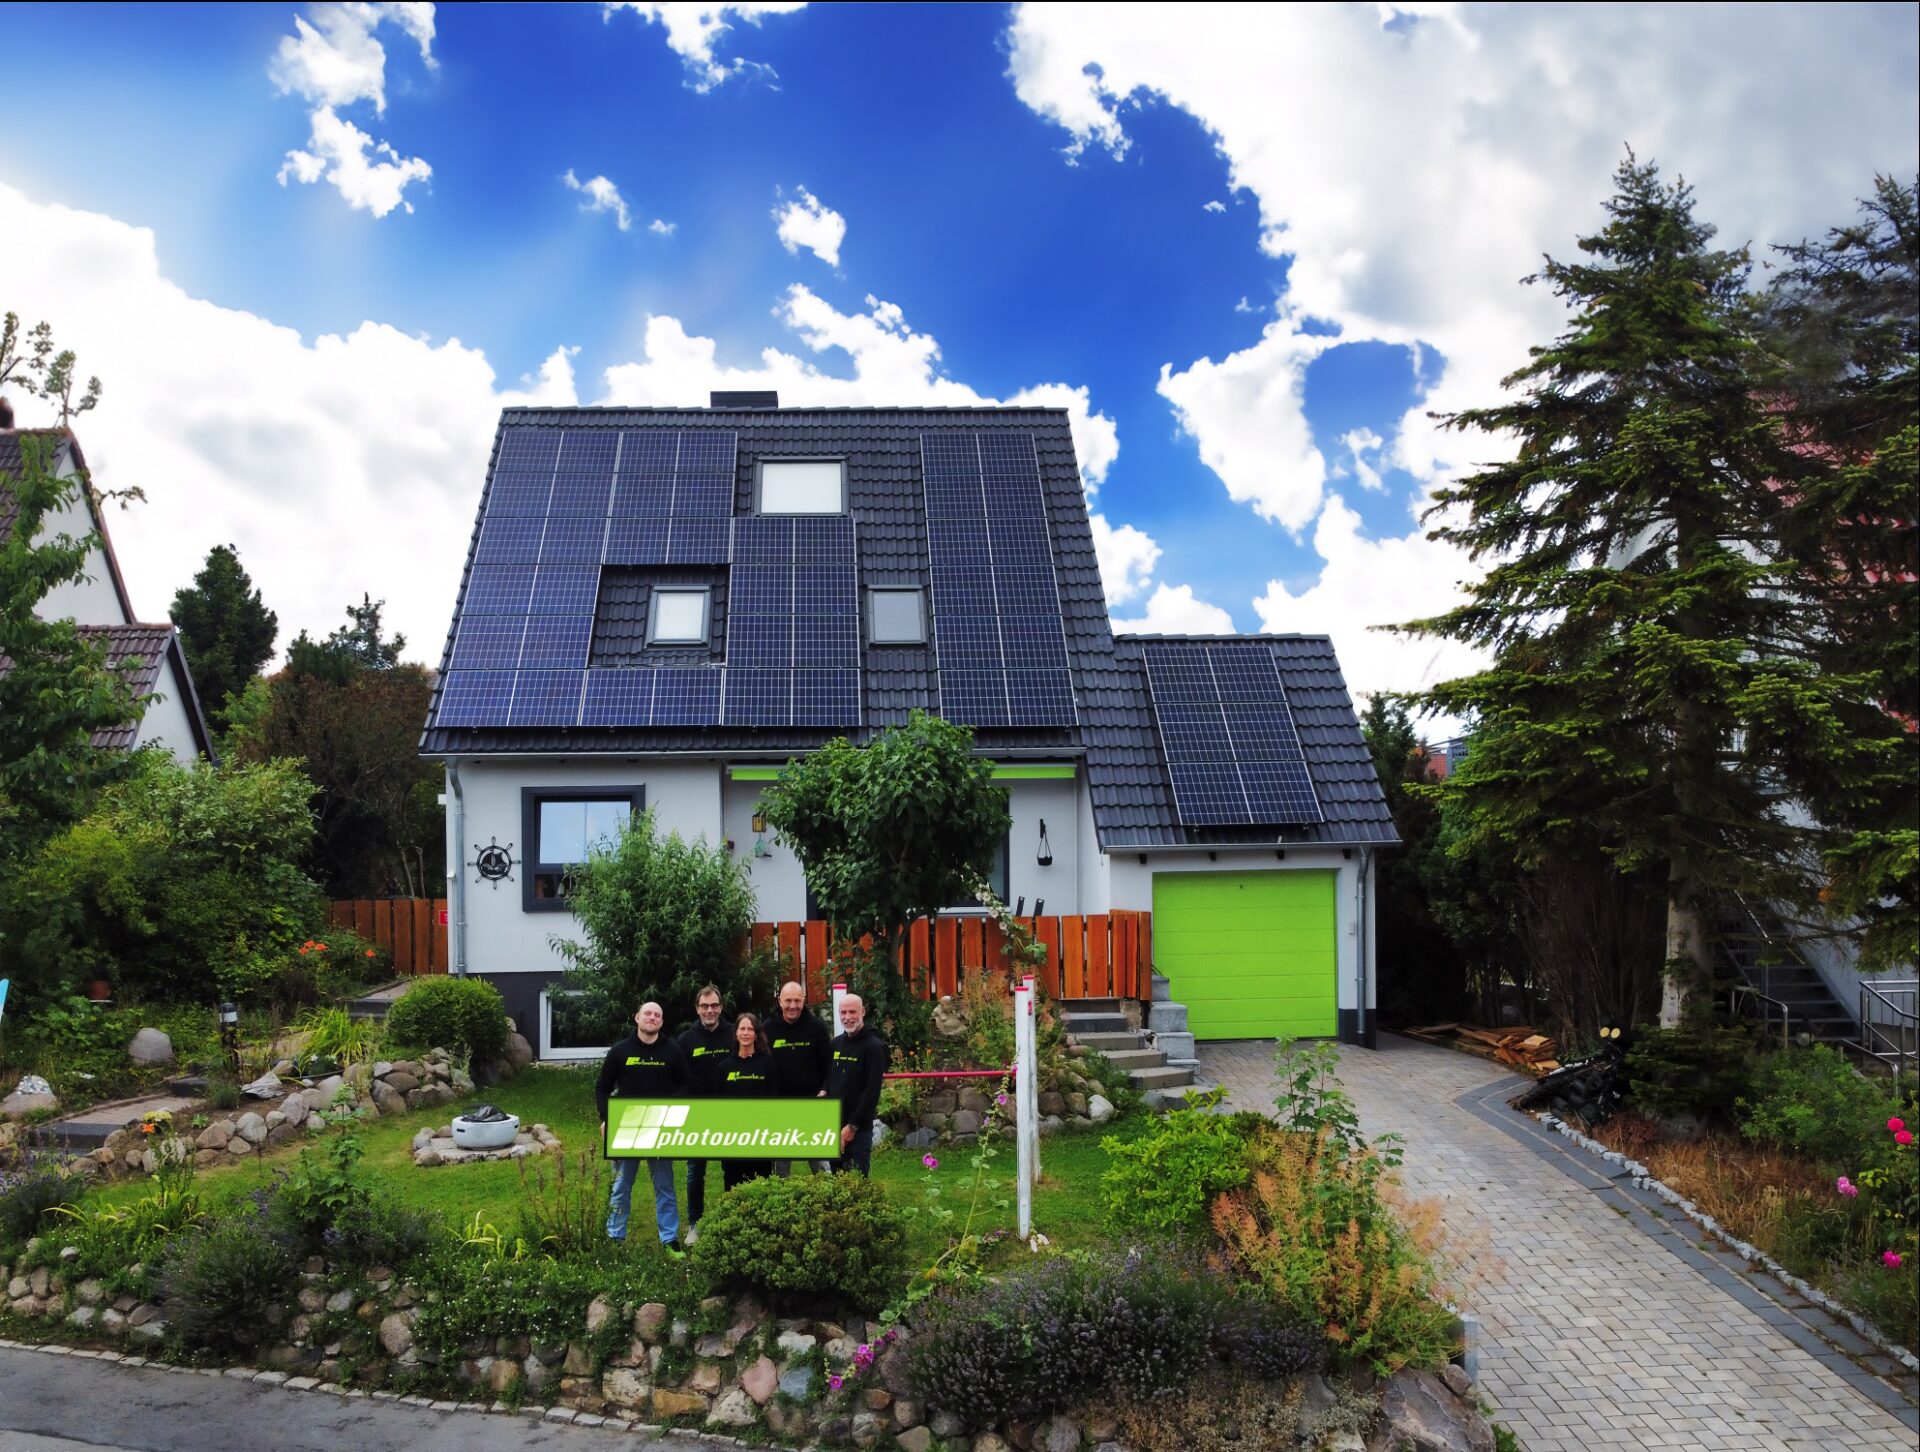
[0,1347,678,1452]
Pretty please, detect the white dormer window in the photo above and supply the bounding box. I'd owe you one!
[758,460,845,514]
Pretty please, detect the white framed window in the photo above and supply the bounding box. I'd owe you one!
[869,588,926,644]
[539,990,618,1062]
[758,459,845,514]
[649,587,710,644]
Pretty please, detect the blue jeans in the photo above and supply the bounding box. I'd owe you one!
[607,1158,679,1243]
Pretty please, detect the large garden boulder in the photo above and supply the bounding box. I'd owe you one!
[127,1028,174,1065]
[3,1083,59,1119]
[504,1032,534,1070]
[1369,1368,1495,1452]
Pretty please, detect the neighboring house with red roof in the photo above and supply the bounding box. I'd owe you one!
[0,428,215,762]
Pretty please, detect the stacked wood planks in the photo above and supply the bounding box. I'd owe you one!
[1404,1022,1561,1075]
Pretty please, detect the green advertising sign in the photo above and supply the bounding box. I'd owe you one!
[605,1098,842,1160]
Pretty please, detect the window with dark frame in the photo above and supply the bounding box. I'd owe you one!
[868,587,926,645]
[757,459,846,514]
[648,587,710,645]
[520,787,645,912]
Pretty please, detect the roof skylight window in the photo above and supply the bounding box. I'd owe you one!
[758,460,845,514]
[648,587,710,644]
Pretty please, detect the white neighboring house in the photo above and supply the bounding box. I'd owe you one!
[420,397,1397,1056]
[0,428,215,763]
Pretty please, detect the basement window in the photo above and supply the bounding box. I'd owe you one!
[758,459,846,514]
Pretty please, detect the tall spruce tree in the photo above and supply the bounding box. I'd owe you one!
[1763,177,1919,971]
[170,543,278,731]
[1401,155,1879,1024]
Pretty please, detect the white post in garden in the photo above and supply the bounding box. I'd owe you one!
[1024,974,1041,1180]
[831,981,847,1027]
[1014,979,1034,1240]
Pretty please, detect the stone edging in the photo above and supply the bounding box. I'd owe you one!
[0,1335,756,1441]
[1532,1110,1920,1373]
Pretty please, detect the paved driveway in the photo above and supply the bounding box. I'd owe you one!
[1202,1034,1917,1452]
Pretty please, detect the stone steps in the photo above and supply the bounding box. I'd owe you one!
[1062,985,1201,1101]
[1072,1031,1145,1052]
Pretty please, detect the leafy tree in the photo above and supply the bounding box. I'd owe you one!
[758,709,1011,983]
[0,311,102,425]
[1400,154,1883,1025]
[170,543,278,733]
[1762,177,1919,972]
[235,595,439,896]
[4,750,325,1004]
[554,806,759,1032]
[0,431,143,866]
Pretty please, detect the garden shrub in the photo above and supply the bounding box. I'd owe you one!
[1212,1130,1457,1375]
[383,976,508,1064]
[0,1161,83,1254]
[1737,1045,1893,1167]
[904,1250,1259,1424]
[1625,1023,1755,1124]
[267,1134,369,1252]
[689,1171,907,1309]
[513,1149,609,1260]
[160,1213,300,1352]
[411,1242,688,1364]
[47,1155,204,1287]
[1101,1092,1258,1236]
[328,1193,441,1271]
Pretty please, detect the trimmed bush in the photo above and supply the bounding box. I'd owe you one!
[1101,1096,1260,1235]
[160,1214,299,1351]
[689,1171,907,1309]
[383,976,509,1064]
[1625,1023,1756,1124]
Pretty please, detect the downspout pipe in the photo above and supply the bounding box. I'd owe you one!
[446,759,468,978]
[1355,846,1374,1047]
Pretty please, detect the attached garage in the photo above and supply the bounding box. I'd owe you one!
[1152,869,1339,1039]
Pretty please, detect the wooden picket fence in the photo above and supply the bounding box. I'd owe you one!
[745,910,1152,1007]
[328,898,449,976]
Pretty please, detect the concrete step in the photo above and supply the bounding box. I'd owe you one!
[1147,1001,1188,1033]
[1151,973,1173,1001]
[27,1093,201,1152]
[1073,1031,1146,1053]
[1151,1030,1197,1061]
[1061,998,1127,1017]
[1130,1065,1196,1092]
[1103,1048,1169,1072]
[1061,1013,1131,1035]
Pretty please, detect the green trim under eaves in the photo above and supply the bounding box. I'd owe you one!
[726,762,1075,783]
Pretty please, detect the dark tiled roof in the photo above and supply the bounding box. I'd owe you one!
[421,407,1396,849]
[0,430,73,540]
[0,622,174,750]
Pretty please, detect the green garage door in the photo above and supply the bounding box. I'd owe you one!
[1152,870,1337,1039]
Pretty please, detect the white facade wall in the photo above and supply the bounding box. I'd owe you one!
[33,487,128,626]
[132,664,202,764]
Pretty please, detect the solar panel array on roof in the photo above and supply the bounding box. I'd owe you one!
[1142,641,1323,827]
[721,514,861,726]
[919,431,1076,728]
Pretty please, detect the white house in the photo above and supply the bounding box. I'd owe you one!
[0,428,214,763]
[420,397,1396,1054]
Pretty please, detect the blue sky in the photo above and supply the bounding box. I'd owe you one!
[2,3,1914,704]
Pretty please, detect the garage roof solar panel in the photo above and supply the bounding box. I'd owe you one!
[1142,640,1322,828]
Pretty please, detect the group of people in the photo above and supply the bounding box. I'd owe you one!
[593,981,889,1249]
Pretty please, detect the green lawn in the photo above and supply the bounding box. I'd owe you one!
[88,1063,1149,1270]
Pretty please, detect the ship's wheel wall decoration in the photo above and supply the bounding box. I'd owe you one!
[469,837,516,888]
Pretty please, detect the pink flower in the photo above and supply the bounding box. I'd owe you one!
[853,1343,873,1368]
[995,1092,1008,1106]
[1889,1117,1907,1133]
[1837,1177,1858,1197]
[1897,1130,1915,1147]
[921,1153,939,1171]
[827,1374,843,1392]
[1884,1251,1905,1269]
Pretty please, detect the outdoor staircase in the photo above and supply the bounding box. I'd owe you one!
[1061,976,1205,1103]
[1717,896,1858,1050]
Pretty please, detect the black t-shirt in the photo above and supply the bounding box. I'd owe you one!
[678,1022,734,1095]
[827,1025,889,1130]
[764,1007,832,1097]
[594,1034,687,1122]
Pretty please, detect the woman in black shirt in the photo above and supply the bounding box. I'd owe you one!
[721,1012,780,1192]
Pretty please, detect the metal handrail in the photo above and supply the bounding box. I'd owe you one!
[1728,983,1796,1050]
[1856,978,1918,1084]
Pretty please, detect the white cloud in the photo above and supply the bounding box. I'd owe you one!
[1111,583,1235,635]
[773,187,846,267]
[270,4,435,217]
[1203,199,1227,213]
[1089,514,1160,606]
[649,218,678,236]
[0,179,574,669]
[1233,295,1260,314]
[603,2,807,91]
[1252,493,1481,713]
[563,169,633,231]
[278,107,432,217]
[1341,426,1385,492]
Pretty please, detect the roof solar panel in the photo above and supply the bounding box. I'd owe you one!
[989,566,1062,614]
[529,566,601,614]
[793,564,856,613]
[1004,670,1078,727]
[930,569,994,614]
[794,614,857,668]
[923,478,984,518]
[939,670,1010,728]
[1153,703,1233,758]
[517,615,593,669]
[728,615,791,668]
[474,515,546,565]
[540,514,607,564]
[928,515,989,561]
[495,427,559,472]
[666,517,731,564]
[984,516,1052,565]
[791,669,861,726]
[731,565,792,615]
[450,617,525,671]
[675,429,737,475]
[722,668,790,727]
[794,516,855,562]
[1141,643,1216,702]
[1238,760,1322,823]
[1167,762,1250,826]
[1222,702,1304,758]
[617,431,677,475]
[732,515,793,562]
[670,476,733,518]
[611,476,673,517]
[462,565,536,615]
[556,429,619,474]
[435,670,514,726]
[649,667,722,726]
[581,669,653,727]
[484,475,555,515]
[1142,640,1323,827]
[934,615,1003,671]
[604,518,669,566]
[998,614,1071,672]
[508,670,584,726]
[549,475,612,515]
[1208,643,1288,702]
